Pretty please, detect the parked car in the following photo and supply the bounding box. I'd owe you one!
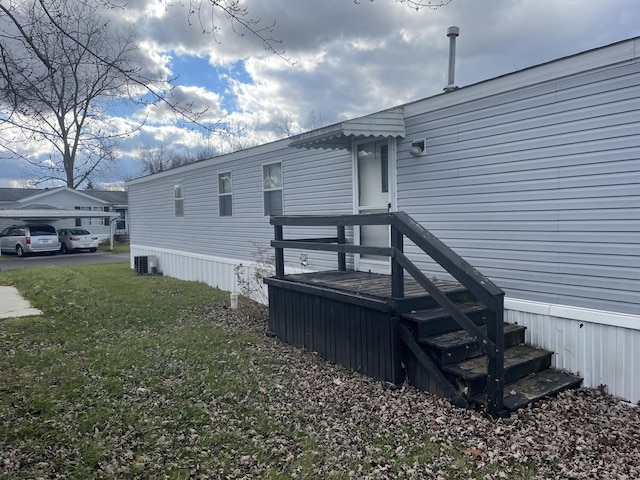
[0,224,60,257]
[57,228,99,253]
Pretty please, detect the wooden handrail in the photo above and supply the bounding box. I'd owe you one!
[271,212,504,308]
[270,211,506,417]
[394,250,496,357]
[271,213,393,227]
[391,211,503,310]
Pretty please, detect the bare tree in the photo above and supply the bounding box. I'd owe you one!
[304,109,327,130]
[358,0,453,10]
[271,113,295,138]
[271,109,328,139]
[0,0,258,189]
[136,145,209,176]
[137,147,173,175]
[182,0,289,62]
[0,0,154,188]
[1,0,450,188]
[191,143,217,162]
[136,141,221,176]
[213,120,268,154]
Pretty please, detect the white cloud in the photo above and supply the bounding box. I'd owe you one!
[2,0,640,187]
[136,85,227,125]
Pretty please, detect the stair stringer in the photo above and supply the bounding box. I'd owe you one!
[399,324,468,408]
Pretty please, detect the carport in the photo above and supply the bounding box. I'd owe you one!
[0,208,120,254]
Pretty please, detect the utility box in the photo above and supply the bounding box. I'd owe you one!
[134,255,157,274]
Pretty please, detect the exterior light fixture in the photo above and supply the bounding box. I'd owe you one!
[409,139,426,157]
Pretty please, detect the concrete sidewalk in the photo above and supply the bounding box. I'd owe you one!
[0,286,42,319]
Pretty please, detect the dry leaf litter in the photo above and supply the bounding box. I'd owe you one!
[199,304,640,479]
[1,302,638,479]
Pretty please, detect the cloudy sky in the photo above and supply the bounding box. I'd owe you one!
[1,0,639,189]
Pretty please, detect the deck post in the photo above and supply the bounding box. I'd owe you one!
[391,224,404,298]
[274,224,285,277]
[486,294,506,418]
[337,225,347,271]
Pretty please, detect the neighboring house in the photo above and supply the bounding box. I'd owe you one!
[0,187,128,240]
[126,36,640,404]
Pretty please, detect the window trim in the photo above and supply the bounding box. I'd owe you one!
[174,181,184,218]
[74,206,106,227]
[218,171,233,217]
[262,161,283,216]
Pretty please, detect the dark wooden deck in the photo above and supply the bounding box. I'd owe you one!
[265,213,582,417]
[264,270,468,386]
[273,270,467,314]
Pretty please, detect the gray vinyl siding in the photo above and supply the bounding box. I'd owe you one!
[129,38,640,316]
[398,60,640,316]
[280,146,354,270]
[128,139,353,271]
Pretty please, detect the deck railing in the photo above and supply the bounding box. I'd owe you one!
[270,211,506,417]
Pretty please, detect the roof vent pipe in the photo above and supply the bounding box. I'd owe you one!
[443,26,460,92]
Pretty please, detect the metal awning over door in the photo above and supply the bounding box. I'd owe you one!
[289,107,406,151]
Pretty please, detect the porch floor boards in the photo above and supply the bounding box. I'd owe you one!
[283,270,462,302]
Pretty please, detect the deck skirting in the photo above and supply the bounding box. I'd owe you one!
[267,282,404,385]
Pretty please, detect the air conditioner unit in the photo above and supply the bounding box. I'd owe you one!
[134,256,148,274]
[148,255,157,272]
[135,255,158,274]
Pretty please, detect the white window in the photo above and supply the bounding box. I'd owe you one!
[174,182,184,217]
[218,172,232,217]
[263,162,283,216]
[115,209,126,231]
[75,206,108,227]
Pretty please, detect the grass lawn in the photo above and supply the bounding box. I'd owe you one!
[97,240,130,254]
[0,263,636,479]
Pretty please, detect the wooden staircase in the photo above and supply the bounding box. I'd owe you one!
[268,211,583,417]
[400,292,582,413]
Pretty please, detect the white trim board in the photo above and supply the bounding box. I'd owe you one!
[505,297,640,332]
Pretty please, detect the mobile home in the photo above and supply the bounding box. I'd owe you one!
[127,36,640,406]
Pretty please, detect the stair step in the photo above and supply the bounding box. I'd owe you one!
[400,302,491,338]
[471,369,583,411]
[443,344,553,397]
[394,285,474,314]
[421,323,526,366]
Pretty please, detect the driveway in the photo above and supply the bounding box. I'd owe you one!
[0,251,129,271]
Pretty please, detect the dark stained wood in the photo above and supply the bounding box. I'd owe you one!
[266,268,581,416]
[395,250,497,358]
[267,282,403,384]
[264,276,391,312]
[495,370,583,412]
[443,345,552,397]
[401,302,491,339]
[337,226,346,271]
[280,270,461,301]
[271,240,393,257]
[392,211,504,307]
[391,225,404,298]
[400,325,468,408]
[422,323,526,366]
[274,225,284,277]
[486,297,506,416]
[268,211,510,418]
[271,212,393,226]
[284,237,339,243]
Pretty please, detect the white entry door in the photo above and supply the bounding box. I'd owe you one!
[355,139,394,273]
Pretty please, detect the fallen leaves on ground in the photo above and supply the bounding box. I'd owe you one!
[1,301,638,479]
